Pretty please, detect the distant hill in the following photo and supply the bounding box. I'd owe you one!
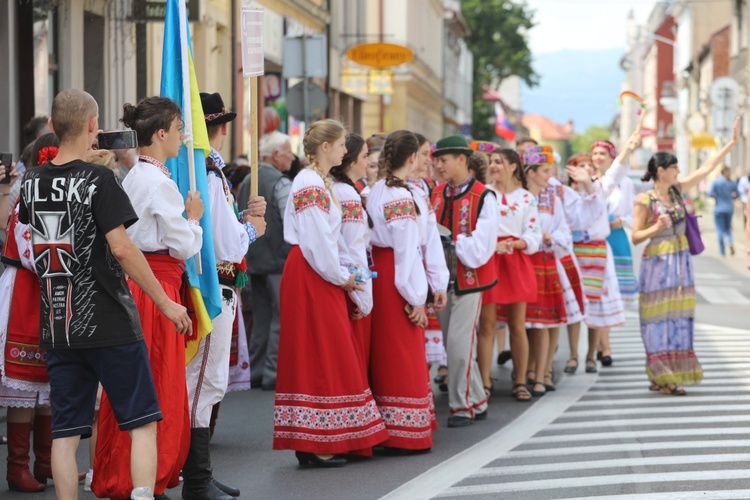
[522,48,625,133]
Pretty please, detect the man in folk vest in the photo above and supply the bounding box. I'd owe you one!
[430,135,499,427]
[236,131,294,390]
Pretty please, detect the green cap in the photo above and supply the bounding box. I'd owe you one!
[432,135,473,157]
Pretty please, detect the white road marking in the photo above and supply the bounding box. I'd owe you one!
[696,286,750,304]
[470,453,750,478]
[574,491,750,500]
[556,404,750,418]
[547,414,750,430]
[505,439,750,459]
[437,470,750,496]
[574,395,750,406]
[526,427,750,445]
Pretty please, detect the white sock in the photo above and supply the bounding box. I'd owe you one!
[130,486,154,500]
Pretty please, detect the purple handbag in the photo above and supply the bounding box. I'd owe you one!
[684,212,704,256]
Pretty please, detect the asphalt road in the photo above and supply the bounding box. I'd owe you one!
[3,208,750,499]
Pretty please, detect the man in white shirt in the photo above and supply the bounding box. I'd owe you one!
[181,92,266,500]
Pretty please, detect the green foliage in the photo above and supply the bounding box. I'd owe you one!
[461,0,538,140]
[569,126,611,155]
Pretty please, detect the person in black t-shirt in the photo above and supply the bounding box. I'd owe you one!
[18,89,191,500]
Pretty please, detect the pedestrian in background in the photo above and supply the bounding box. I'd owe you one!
[633,117,740,396]
[737,166,750,225]
[707,165,740,256]
[238,131,294,391]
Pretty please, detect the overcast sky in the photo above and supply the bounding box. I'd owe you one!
[525,0,656,54]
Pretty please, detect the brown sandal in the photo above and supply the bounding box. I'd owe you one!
[660,384,687,396]
[512,383,532,402]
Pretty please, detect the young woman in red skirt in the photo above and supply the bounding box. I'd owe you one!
[94,97,203,499]
[273,120,388,467]
[329,133,374,381]
[367,130,435,452]
[514,150,569,397]
[484,148,542,402]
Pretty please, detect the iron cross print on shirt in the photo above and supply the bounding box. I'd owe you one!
[32,211,76,278]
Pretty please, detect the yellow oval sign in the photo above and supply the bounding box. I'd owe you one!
[346,43,414,69]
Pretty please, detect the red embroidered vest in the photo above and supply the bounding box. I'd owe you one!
[431,179,498,295]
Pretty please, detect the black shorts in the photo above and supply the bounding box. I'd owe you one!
[46,340,162,439]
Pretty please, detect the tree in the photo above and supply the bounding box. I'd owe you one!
[570,125,611,155]
[462,0,538,140]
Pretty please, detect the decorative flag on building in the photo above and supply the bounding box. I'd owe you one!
[161,0,221,363]
[494,101,516,142]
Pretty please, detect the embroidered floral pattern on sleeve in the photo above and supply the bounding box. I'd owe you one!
[537,187,556,215]
[382,198,416,223]
[293,186,331,215]
[340,199,364,224]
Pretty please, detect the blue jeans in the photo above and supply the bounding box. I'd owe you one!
[714,211,734,255]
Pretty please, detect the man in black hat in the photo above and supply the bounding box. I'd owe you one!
[182,92,266,500]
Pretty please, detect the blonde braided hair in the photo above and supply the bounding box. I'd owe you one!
[304,119,347,206]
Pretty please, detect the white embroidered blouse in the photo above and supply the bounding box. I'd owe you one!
[367,179,428,307]
[332,181,372,315]
[488,185,542,255]
[283,169,350,286]
[123,160,203,260]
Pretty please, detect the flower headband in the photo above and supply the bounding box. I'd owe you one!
[522,146,554,169]
[38,146,59,165]
[591,141,616,159]
[470,141,500,154]
[567,153,592,167]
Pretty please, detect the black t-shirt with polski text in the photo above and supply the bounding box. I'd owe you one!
[19,160,143,349]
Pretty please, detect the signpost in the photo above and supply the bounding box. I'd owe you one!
[241,7,264,198]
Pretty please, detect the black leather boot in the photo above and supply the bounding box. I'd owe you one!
[182,428,233,500]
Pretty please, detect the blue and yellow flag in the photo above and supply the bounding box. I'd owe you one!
[160,0,221,363]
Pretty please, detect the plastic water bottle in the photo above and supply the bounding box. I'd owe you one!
[349,265,378,283]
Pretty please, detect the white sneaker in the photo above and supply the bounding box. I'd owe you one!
[84,471,93,492]
[130,486,154,500]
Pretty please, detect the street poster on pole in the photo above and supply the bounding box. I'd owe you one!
[241,7,264,197]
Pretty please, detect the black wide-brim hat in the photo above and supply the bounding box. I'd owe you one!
[200,92,237,126]
[432,135,473,157]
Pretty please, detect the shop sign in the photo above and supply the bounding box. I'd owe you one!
[346,43,414,69]
[342,69,368,96]
[368,70,394,95]
[690,134,716,149]
[133,0,200,21]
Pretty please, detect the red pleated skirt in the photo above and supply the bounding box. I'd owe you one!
[93,254,190,499]
[273,246,388,454]
[346,296,373,385]
[500,251,566,326]
[5,267,46,383]
[559,254,585,313]
[483,236,537,306]
[369,246,435,450]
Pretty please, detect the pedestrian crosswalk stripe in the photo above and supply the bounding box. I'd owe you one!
[469,453,749,478]
[547,414,750,430]
[437,470,750,496]
[589,377,750,388]
[575,395,750,406]
[505,439,750,459]
[556,404,750,418]
[527,427,750,444]
[696,286,750,305]
[594,371,750,381]
[583,386,750,395]
[578,490,750,500]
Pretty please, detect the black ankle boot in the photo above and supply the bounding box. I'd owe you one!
[182,428,233,500]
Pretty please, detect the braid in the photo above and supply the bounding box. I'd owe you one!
[308,155,339,207]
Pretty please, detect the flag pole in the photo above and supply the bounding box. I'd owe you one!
[250,76,259,199]
[186,139,202,274]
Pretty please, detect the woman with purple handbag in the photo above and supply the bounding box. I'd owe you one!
[632,117,741,396]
